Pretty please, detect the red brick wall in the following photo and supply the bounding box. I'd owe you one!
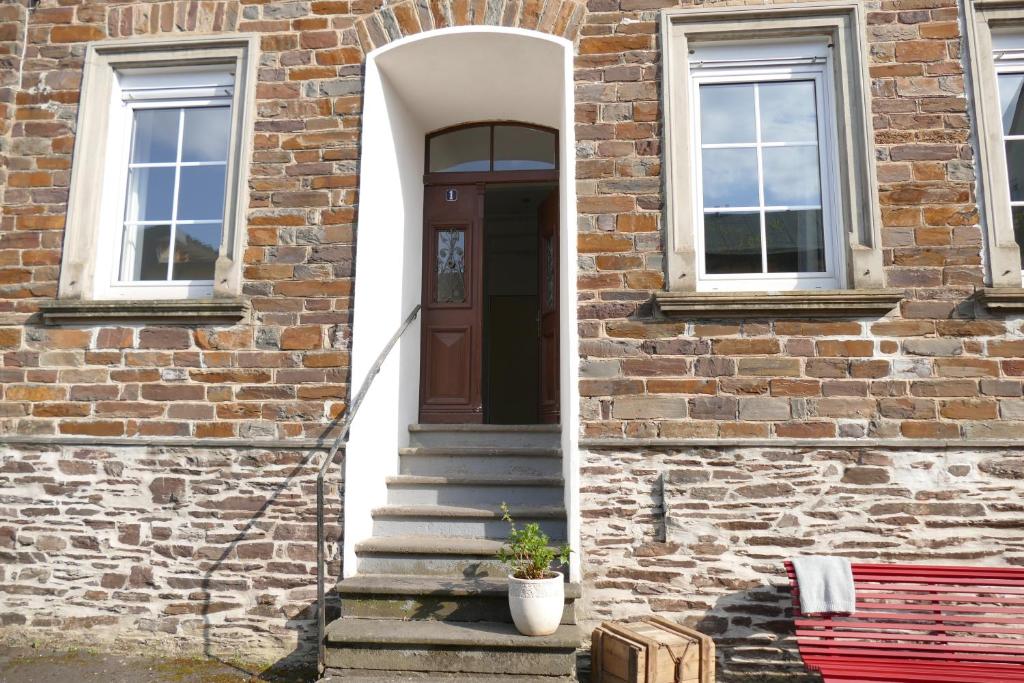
[1,0,1019,442]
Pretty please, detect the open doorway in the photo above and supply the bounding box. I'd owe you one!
[418,124,560,425]
[483,183,556,424]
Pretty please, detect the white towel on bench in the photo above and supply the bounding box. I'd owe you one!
[792,555,855,615]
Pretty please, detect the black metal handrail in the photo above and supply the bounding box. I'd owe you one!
[316,304,421,674]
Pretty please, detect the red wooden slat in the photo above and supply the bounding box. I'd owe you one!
[796,610,1024,625]
[796,619,1024,637]
[796,627,1024,645]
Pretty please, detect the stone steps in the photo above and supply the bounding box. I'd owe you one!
[328,423,578,679]
[323,619,582,678]
[371,504,567,539]
[408,423,561,448]
[336,573,579,624]
[399,446,563,477]
[385,474,564,507]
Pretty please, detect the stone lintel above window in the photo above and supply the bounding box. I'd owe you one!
[661,1,883,294]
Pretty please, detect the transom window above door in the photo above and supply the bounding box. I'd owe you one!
[427,123,558,173]
[690,40,843,292]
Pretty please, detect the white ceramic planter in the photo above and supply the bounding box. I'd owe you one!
[508,571,564,636]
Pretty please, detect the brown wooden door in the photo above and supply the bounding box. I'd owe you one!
[537,190,560,424]
[419,184,484,423]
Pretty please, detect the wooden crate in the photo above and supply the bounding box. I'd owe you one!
[590,616,715,683]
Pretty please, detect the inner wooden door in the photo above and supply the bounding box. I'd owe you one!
[418,184,484,423]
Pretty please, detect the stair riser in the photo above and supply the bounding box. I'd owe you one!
[322,671,578,682]
[387,484,563,508]
[339,594,576,624]
[399,455,562,478]
[372,517,566,540]
[356,555,510,577]
[324,646,576,676]
[410,431,561,449]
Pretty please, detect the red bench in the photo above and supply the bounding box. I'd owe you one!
[784,561,1024,682]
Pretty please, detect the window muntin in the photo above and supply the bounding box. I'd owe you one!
[995,43,1024,272]
[426,123,557,173]
[96,69,235,299]
[690,42,842,291]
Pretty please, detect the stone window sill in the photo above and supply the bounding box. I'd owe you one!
[976,288,1024,312]
[653,289,904,319]
[38,299,248,325]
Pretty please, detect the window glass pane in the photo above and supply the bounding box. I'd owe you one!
[131,108,180,164]
[124,223,171,281]
[999,73,1024,136]
[436,228,466,303]
[493,126,556,171]
[704,212,761,274]
[1006,140,1024,201]
[429,127,490,172]
[172,223,220,281]
[177,165,227,220]
[763,146,822,206]
[1013,206,1024,270]
[765,210,825,273]
[702,148,759,208]
[700,84,755,144]
[181,107,231,162]
[760,81,818,143]
[125,167,175,221]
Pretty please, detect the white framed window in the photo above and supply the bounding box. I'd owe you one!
[964,1,1024,289]
[661,2,886,297]
[690,40,843,292]
[94,70,234,299]
[992,32,1024,279]
[58,36,257,304]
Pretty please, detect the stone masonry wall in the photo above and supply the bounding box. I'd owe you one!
[580,445,1024,681]
[1,0,1024,673]
[0,441,341,667]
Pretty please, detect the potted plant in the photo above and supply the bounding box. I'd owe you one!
[497,503,572,636]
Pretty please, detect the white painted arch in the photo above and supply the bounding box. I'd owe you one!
[344,26,580,581]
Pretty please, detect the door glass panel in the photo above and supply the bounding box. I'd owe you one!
[429,127,490,172]
[494,126,556,171]
[436,228,466,303]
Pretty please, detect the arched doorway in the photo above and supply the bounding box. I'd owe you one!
[344,27,579,581]
[419,122,560,425]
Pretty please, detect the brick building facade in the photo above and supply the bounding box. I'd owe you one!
[1,0,1023,679]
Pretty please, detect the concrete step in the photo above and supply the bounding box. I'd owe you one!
[355,535,567,576]
[322,676,576,682]
[372,504,567,540]
[398,447,562,477]
[336,573,579,624]
[321,673,576,682]
[409,423,561,449]
[386,475,564,507]
[324,619,581,677]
